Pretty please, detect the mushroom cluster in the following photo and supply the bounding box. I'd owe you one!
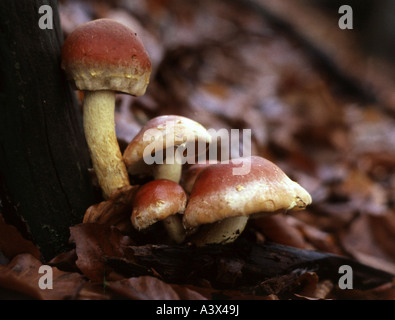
[62,18,312,246]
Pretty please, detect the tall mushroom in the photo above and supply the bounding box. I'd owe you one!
[61,18,152,199]
[183,156,312,246]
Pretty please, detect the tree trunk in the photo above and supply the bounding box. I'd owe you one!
[0,1,97,260]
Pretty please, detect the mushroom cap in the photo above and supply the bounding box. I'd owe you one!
[123,115,212,176]
[131,179,187,230]
[61,19,151,96]
[181,160,218,193]
[183,156,312,229]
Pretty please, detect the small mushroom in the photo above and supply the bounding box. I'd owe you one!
[123,115,210,241]
[123,115,212,184]
[61,19,152,198]
[131,179,187,243]
[183,156,312,246]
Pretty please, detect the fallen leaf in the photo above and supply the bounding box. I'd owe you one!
[293,271,319,298]
[311,280,334,300]
[69,223,134,281]
[333,282,395,300]
[83,185,139,233]
[252,215,308,249]
[107,275,208,300]
[338,169,387,215]
[287,216,342,254]
[48,249,79,273]
[0,253,102,300]
[340,211,395,274]
[0,214,40,261]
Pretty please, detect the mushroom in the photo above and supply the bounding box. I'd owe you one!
[123,115,211,242]
[183,156,312,246]
[123,115,212,183]
[131,179,187,243]
[61,18,152,198]
[180,160,218,194]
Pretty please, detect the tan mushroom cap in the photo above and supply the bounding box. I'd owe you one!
[131,179,187,230]
[123,115,212,176]
[61,18,151,96]
[183,156,312,229]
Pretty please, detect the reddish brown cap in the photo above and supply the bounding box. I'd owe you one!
[181,160,218,193]
[183,156,312,229]
[61,19,151,96]
[131,179,187,230]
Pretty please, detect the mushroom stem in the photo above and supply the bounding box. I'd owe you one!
[153,154,184,243]
[83,90,130,198]
[153,162,182,183]
[162,214,186,244]
[188,216,249,246]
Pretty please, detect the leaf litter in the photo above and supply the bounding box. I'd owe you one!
[1,0,395,299]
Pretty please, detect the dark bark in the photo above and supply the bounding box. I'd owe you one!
[0,1,96,260]
[106,240,394,294]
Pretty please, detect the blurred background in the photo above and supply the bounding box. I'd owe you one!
[305,0,395,61]
[58,0,395,275]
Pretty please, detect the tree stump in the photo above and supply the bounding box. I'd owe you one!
[0,1,96,260]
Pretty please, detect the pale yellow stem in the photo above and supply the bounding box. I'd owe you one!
[153,153,184,242]
[189,216,249,246]
[153,162,182,183]
[83,90,130,198]
[162,214,186,244]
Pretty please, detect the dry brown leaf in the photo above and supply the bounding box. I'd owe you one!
[333,282,395,300]
[311,280,334,300]
[83,185,139,233]
[69,223,134,281]
[370,212,395,258]
[0,253,103,300]
[252,215,308,249]
[0,214,40,261]
[338,169,387,215]
[287,216,342,255]
[294,271,319,298]
[48,249,79,273]
[107,275,208,300]
[107,275,282,300]
[340,212,395,275]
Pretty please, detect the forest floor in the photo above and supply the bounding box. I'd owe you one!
[0,0,394,300]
